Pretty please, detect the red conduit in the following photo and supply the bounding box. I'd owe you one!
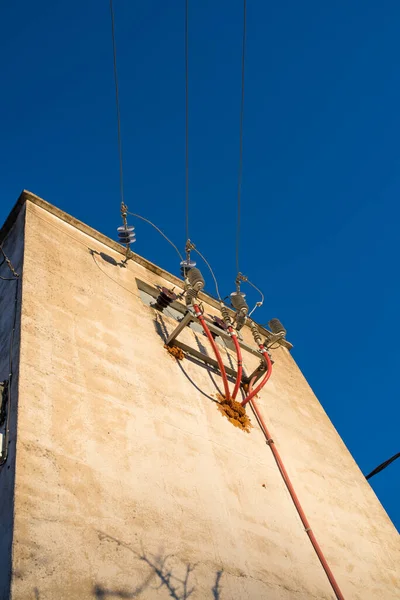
[193,304,231,400]
[229,328,243,400]
[248,380,345,600]
[241,345,273,407]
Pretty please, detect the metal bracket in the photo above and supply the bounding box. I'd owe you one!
[165,311,254,383]
[166,310,261,359]
[165,312,193,346]
[244,363,266,386]
[137,278,262,361]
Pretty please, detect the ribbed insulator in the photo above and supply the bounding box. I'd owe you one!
[153,288,177,312]
[250,321,263,345]
[185,287,198,306]
[220,304,232,326]
[268,318,287,337]
[187,267,205,292]
[230,292,249,315]
[117,225,136,245]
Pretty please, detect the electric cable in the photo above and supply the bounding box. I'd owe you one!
[247,278,264,317]
[247,379,345,600]
[0,247,19,278]
[236,0,247,275]
[0,248,20,467]
[193,304,231,400]
[191,247,222,301]
[109,0,125,209]
[127,211,183,261]
[366,452,400,480]
[0,275,17,281]
[185,0,190,241]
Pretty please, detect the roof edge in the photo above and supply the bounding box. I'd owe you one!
[1,190,292,350]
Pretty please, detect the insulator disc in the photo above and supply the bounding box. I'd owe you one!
[118,233,136,242]
[117,226,135,232]
[180,260,196,277]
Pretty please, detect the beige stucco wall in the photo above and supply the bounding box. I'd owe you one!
[0,206,24,599]
[3,198,399,599]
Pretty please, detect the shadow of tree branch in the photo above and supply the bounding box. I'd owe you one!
[93,532,224,599]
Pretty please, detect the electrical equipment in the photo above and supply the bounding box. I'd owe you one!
[180,259,196,277]
[187,268,205,292]
[117,225,136,246]
[268,318,286,338]
[210,316,227,339]
[153,287,177,312]
[230,291,249,331]
[250,320,263,345]
[184,266,205,307]
[230,291,248,313]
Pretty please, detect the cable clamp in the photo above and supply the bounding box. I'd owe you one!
[304,527,312,533]
[266,438,274,446]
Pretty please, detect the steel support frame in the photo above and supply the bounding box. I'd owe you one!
[166,311,261,360]
[137,278,273,383]
[166,311,263,384]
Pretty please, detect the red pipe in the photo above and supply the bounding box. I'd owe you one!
[248,381,345,600]
[193,304,231,400]
[241,345,272,406]
[228,328,243,400]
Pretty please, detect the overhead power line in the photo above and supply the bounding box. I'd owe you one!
[366,452,400,480]
[109,0,125,209]
[185,0,190,242]
[236,0,247,275]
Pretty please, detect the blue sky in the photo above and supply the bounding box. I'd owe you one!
[1,1,399,530]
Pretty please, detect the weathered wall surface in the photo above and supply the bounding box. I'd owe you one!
[0,207,25,599]
[7,199,400,599]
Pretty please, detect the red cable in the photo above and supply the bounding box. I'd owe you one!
[241,345,272,406]
[193,304,231,400]
[229,329,243,400]
[248,381,345,600]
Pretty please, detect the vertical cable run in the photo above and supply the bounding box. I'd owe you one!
[185,0,190,241]
[110,0,125,208]
[236,0,247,274]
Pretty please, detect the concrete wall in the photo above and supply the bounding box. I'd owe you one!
[0,207,25,598]
[4,198,400,599]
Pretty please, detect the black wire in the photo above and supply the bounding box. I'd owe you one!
[109,0,125,208]
[0,278,19,466]
[366,452,400,480]
[0,247,20,466]
[127,211,184,261]
[192,247,222,301]
[236,0,247,275]
[185,0,189,242]
[0,247,19,280]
